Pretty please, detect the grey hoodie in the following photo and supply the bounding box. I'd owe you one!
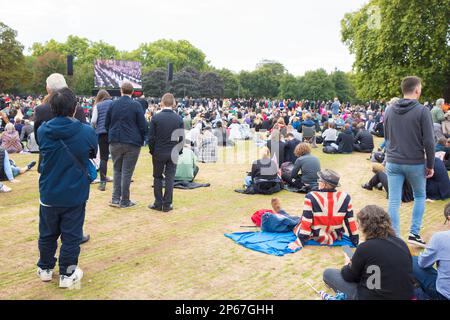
[384,99,435,169]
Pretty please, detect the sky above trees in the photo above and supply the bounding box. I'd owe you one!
[0,0,367,76]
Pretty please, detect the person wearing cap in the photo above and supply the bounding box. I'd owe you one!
[412,202,450,300]
[288,169,359,251]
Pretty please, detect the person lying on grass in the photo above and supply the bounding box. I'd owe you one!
[288,169,359,251]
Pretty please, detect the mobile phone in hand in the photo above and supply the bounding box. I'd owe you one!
[343,246,354,259]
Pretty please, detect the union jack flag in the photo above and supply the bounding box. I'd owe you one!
[293,190,359,247]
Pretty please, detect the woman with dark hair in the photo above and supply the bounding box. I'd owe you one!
[323,205,415,300]
[91,89,113,191]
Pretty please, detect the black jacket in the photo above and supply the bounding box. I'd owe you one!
[33,103,86,145]
[384,99,435,169]
[148,109,184,158]
[284,139,301,163]
[354,129,374,151]
[250,159,278,180]
[341,237,414,300]
[267,140,286,167]
[105,96,146,147]
[336,130,354,154]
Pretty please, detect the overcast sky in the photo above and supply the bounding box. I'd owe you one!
[0,0,368,75]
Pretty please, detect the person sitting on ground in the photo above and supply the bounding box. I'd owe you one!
[436,137,450,153]
[322,121,338,147]
[284,133,301,164]
[1,123,23,153]
[323,123,354,154]
[288,143,321,190]
[353,122,375,153]
[426,155,450,201]
[442,111,450,138]
[0,181,12,193]
[412,203,450,300]
[323,205,415,300]
[197,126,218,163]
[175,141,199,183]
[267,127,286,167]
[243,147,279,188]
[20,120,34,142]
[0,147,36,183]
[213,121,234,147]
[362,163,414,202]
[288,169,359,250]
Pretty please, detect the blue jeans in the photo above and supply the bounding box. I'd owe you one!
[412,256,447,300]
[386,162,426,236]
[244,176,252,187]
[37,204,86,276]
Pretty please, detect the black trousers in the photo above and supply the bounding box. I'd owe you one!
[98,134,109,182]
[38,203,85,276]
[367,172,389,193]
[153,153,178,207]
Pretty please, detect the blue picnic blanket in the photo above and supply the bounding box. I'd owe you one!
[224,232,355,256]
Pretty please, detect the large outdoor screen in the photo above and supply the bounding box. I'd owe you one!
[94,59,142,89]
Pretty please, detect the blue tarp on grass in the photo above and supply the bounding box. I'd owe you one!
[225,232,355,256]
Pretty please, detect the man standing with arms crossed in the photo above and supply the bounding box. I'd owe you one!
[148,93,184,212]
[384,76,435,247]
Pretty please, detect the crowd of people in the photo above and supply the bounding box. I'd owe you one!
[1,73,449,300]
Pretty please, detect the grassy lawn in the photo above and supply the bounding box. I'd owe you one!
[0,138,447,300]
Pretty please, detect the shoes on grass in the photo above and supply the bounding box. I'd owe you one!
[120,200,137,209]
[0,184,12,193]
[81,234,90,245]
[408,233,426,248]
[148,204,163,211]
[37,268,53,282]
[98,182,106,191]
[109,200,120,208]
[59,267,83,289]
[27,161,37,170]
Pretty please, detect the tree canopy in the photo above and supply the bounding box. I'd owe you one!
[341,0,450,101]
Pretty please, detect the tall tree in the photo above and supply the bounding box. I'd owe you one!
[279,73,301,99]
[0,22,25,92]
[170,67,201,97]
[330,70,355,103]
[341,0,450,101]
[199,72,224,98]
[32,51,66,94]
[298,69,336,100]
[133,40,208,74]
[216,68,240,98]
[143,68,167,97]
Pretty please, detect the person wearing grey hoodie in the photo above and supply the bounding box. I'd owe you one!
[384,76,435,248]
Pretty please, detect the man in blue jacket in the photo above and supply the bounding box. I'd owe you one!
[105,81,146,208]
[37,88,98,289]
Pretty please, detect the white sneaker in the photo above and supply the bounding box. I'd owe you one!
[37,268,54,282]
[0,185,12,193]
[59,267,83,289]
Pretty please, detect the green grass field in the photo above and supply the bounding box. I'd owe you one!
[0,138,447,300]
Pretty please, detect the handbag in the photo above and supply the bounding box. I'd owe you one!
[59,139,97,183]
